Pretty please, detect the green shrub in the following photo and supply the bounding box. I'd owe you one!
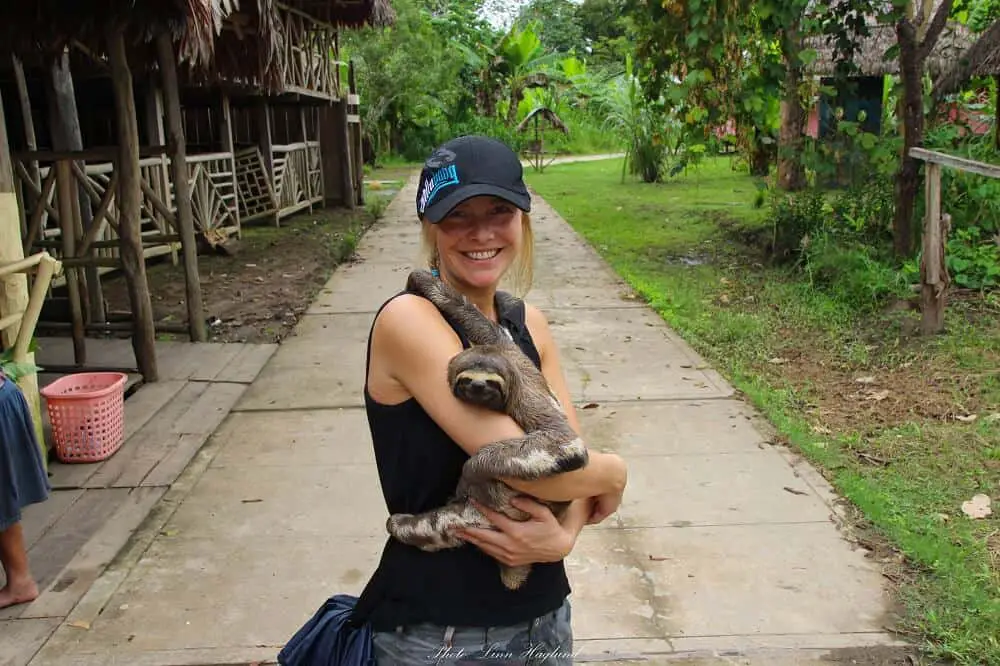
[800,232,911,311]
[946,227,1000,290]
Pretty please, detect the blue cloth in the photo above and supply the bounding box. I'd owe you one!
[0,376,50,532]
[277,594,375,666]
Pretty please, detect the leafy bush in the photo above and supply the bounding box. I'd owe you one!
[764,187,828,259]
[799,232,911,311]
[946,227,1000,290]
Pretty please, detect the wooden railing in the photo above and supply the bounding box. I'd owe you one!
[13,149,241,266]
[272,141,323,217]
[909,147,1000,334]
[187,152,240,238]
[276,2,340,99]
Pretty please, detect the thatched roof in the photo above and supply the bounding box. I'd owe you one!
[0,0,395,95]
[804,18,1000,78]
[0,1,236,71]
[291,0,396,28]
[517,106,569,134]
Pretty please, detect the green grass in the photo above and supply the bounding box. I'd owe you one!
[526,156,1000,666]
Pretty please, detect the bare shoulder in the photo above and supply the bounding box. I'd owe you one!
[370,293,464,369]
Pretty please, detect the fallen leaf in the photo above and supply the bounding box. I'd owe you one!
[241,498,264,504]
[581,403,599,410]
[961,494,993,519]
[768,357,789,365]
[955,414,978,422]
[783,486,809,496]
[855,375,877,384]
[648,555,669,562]
[68,620,91,630]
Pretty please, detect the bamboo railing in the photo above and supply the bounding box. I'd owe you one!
[0,250,61,363]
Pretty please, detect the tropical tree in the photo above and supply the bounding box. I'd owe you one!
[593,54,679,182]
[456,21,567,124]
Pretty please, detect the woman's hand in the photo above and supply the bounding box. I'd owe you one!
[454,497,579,567]
[587,488,624,525]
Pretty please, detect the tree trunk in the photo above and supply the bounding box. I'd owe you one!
[894,24,924,259]
[106,26,159,382]
[750,129,770,177]
[506,84,524,126]
[778,29,807,191]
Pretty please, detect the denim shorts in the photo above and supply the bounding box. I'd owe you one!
[372,598,573,665]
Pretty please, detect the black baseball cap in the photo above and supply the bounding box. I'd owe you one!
[415,135,531,223]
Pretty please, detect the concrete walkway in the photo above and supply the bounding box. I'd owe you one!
[27,171,904,665]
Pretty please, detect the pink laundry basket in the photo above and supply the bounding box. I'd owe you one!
[40,372,128,464]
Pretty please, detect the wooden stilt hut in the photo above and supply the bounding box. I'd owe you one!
[0,0,394,384]
[803,19,998,141]
[0,1,243,383]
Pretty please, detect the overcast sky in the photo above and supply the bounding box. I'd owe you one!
[479,0,583,29]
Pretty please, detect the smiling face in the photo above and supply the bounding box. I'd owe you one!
[428,195,524,292]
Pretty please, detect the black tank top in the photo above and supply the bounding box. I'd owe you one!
[351,289,571,631]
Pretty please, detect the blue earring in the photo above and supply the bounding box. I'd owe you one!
[430,267,440,278]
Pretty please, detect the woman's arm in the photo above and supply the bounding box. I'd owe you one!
[371,294,626,502]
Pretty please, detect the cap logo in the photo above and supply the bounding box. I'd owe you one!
[425,148,457,168]
[418,164,460,214]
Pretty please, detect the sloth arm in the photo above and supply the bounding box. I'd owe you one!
[370,294,627,504]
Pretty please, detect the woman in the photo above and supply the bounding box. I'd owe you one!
[354,135,628,665]
[0,370,50,610]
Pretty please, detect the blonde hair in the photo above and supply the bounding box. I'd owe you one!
[419,212,535,298]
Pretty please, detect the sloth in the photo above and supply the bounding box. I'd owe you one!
[385,268,589,590]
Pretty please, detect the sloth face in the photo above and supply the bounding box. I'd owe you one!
[453,367,507,412]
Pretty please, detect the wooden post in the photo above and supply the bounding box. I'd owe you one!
[348,63,364,206]
[255,100,278,225]
[55,160,86,362]
[11,55,40,213]
[920,162,946,335]
[106,26,158,382]
[156,33,206,343]
[218,92,241,237]
[46,50,105,324]
[335,100,355,209]
[995,75,999,152]
[0,87,46,456]
[144,81,178,266]
[318,105,345,207]
[299,106,313,211]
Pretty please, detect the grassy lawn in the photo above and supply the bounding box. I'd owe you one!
[525,156,1000,666]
